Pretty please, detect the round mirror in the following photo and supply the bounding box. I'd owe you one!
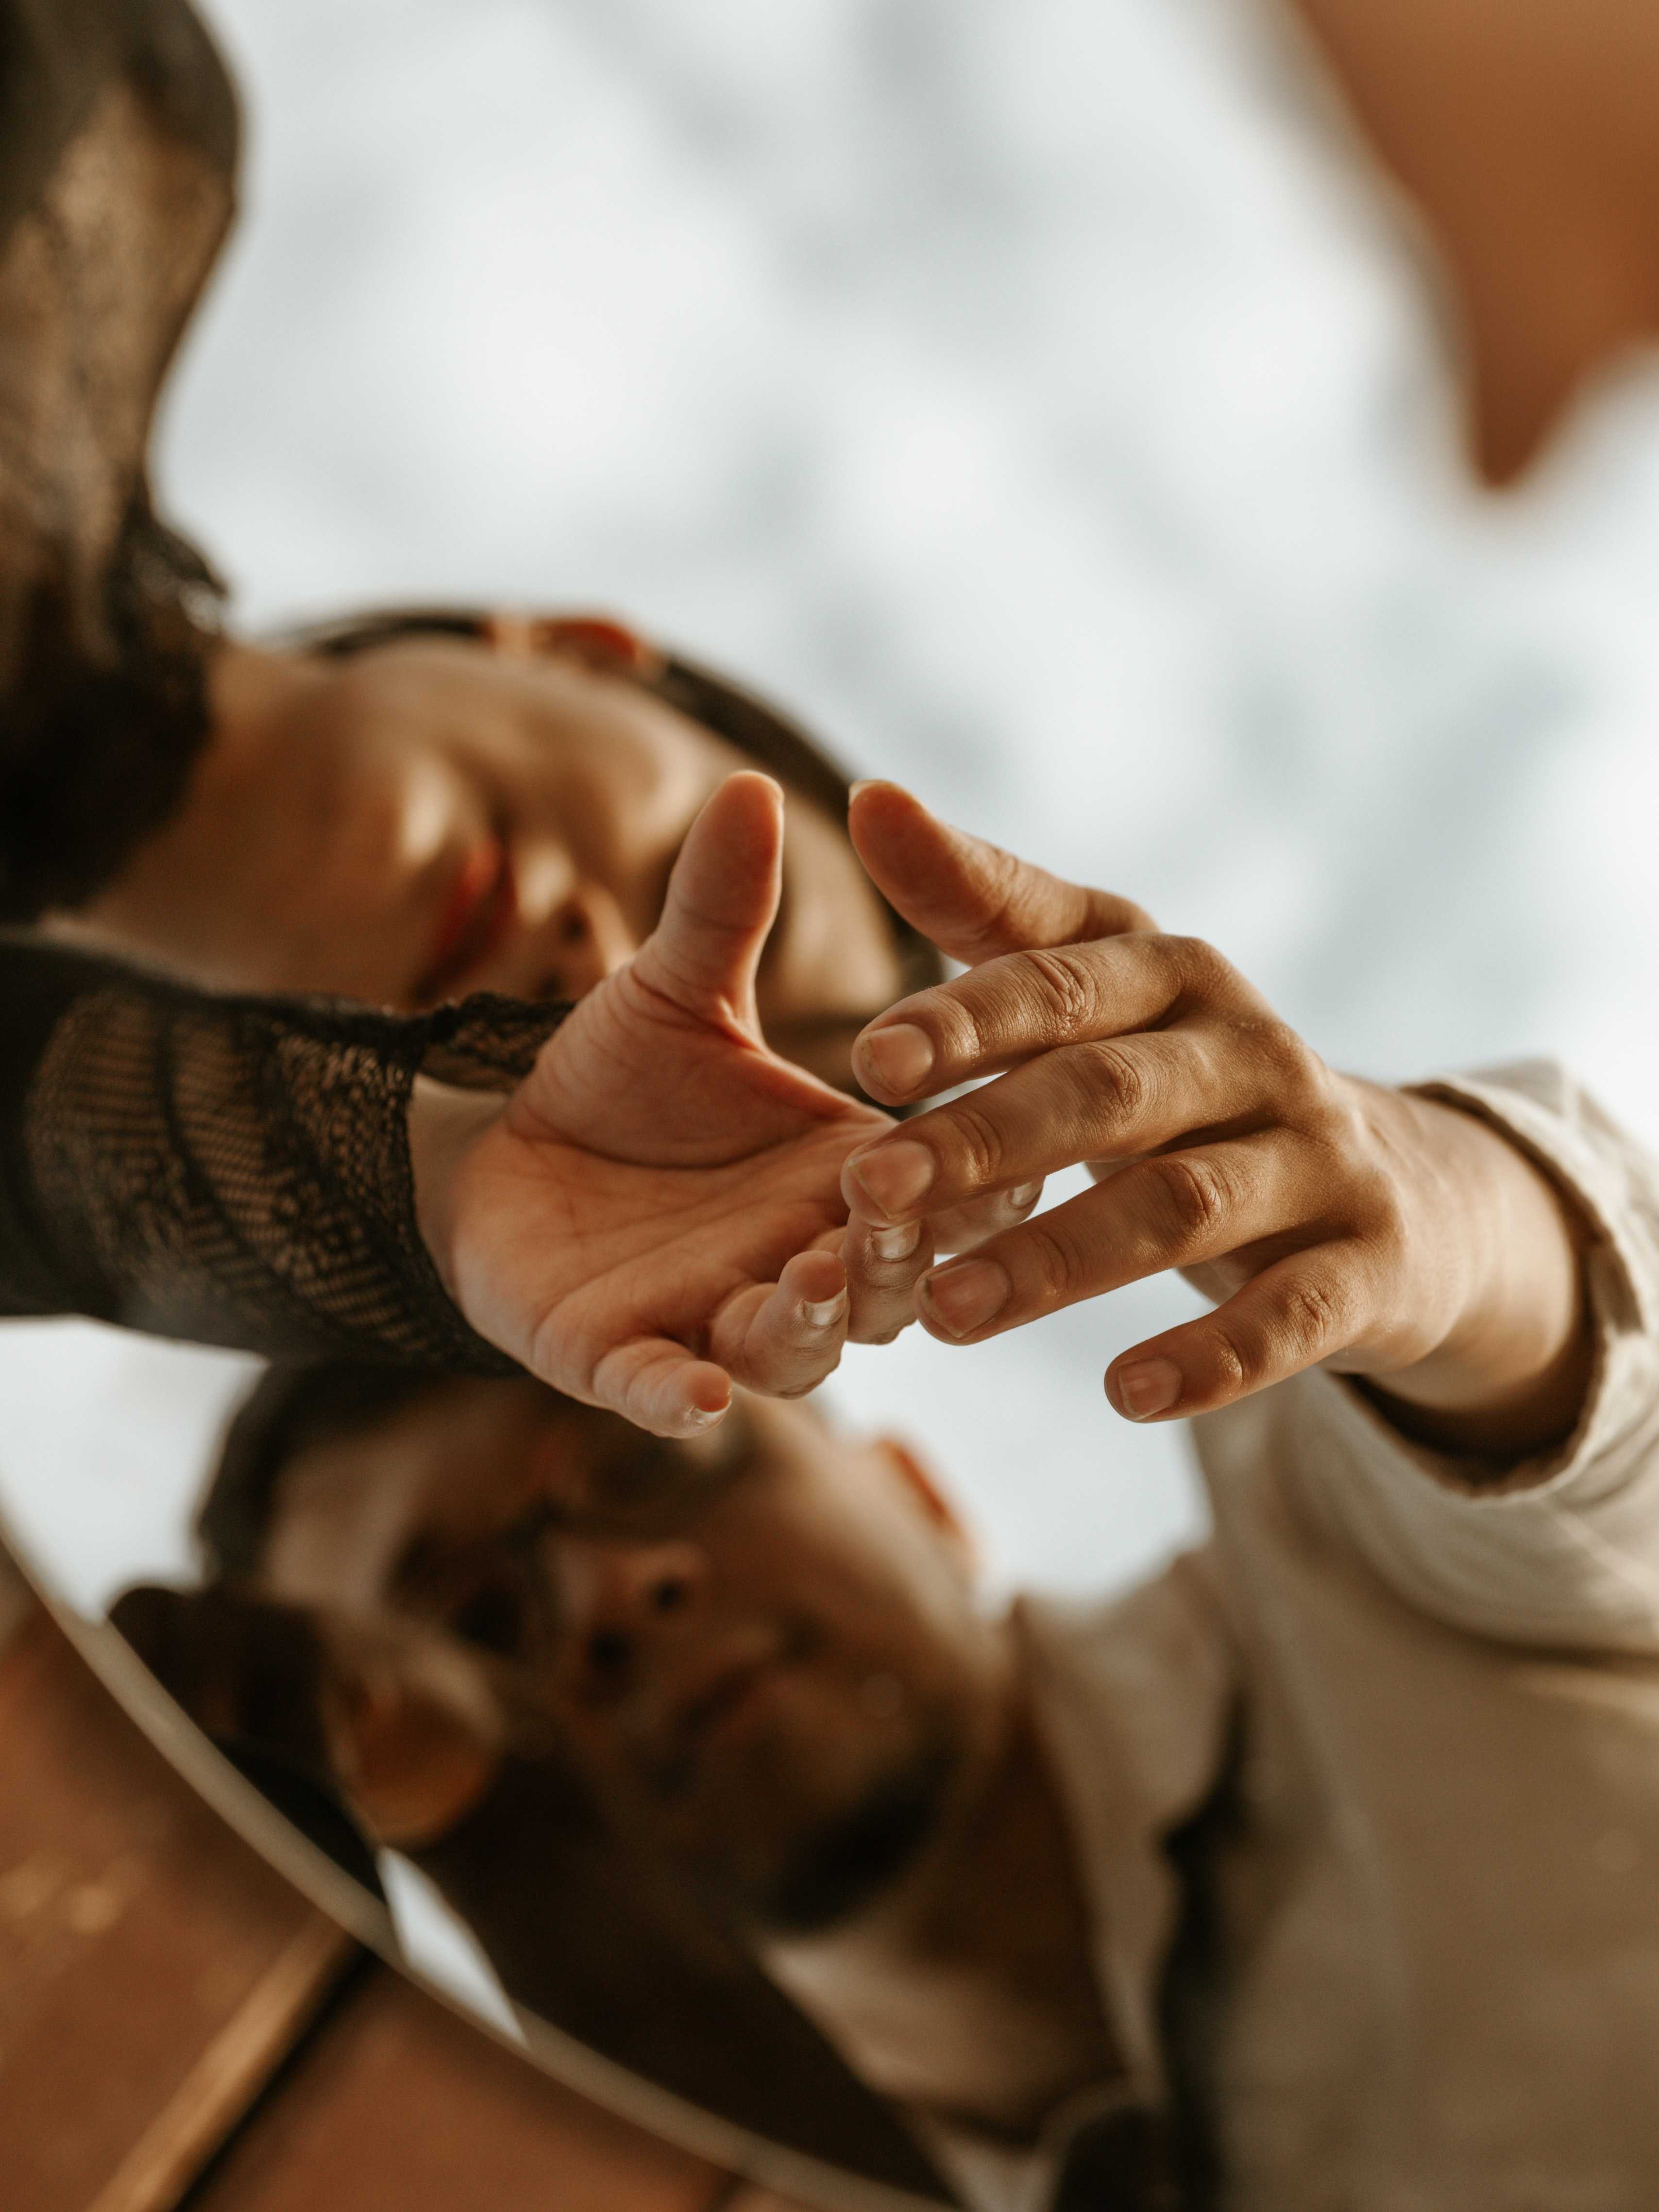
[7,1,1659,2207]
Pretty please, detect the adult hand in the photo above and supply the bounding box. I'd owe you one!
[840,783,1589,1452]
[411,774,928,1438]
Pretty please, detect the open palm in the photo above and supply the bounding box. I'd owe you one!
[434,775,892,1434]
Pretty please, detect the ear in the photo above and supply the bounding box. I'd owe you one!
[873,1436,979,1576]
[318,1623,505,1851]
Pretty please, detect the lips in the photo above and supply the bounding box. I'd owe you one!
[415,832,517,1004]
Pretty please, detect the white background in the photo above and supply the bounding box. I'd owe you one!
[7,0,1659,1612]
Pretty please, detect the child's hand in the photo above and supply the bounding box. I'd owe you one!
[841,784,1589,1452]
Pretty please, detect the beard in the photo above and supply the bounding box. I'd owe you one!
[743,1735,960,1936]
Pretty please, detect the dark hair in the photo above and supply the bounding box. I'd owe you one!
[197,1360,452,1582]
[0,498,222,921]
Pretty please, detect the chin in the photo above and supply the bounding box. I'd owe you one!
[732,1735,961,1937]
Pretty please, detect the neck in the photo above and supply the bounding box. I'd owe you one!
[763,1664,1117,2140]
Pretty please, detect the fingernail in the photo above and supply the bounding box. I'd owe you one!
[1008,1181,1043,1212]
[684,1404,728,1431]
[1114,1358,1183,1420]
[922,1260,1010,1339]
[850,1140,935,1220]
[873,1220,923,1262]
[855,1023,935,1098]
[804,1291,849,1330]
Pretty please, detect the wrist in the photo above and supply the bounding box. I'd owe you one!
[1354,1091,1592,1458]
[407,1077,507,1300]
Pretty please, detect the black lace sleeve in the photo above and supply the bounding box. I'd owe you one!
[0,937,564,1366]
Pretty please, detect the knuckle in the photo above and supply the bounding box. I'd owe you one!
[1021,1217,1089,1302]
[1139,1152,1231,1252]
[1276,1273,1350,1360]
[964,844,1029,961]
[1165,934,1236,1004]
[1304,1080,1375,1181]
[1266,1023,1336,1117]
[937,1096,1007,1187]
[1070,1039,1152,1132]
[916,988,979,1064]
[1014,946,1104,1038]
[1201,1325,1253,1397]
[1351,1162,1408,1248]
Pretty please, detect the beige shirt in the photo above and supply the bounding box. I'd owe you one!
[935,1063,1659,2212]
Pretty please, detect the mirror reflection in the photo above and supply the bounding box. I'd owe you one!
[10,0,1659,2207]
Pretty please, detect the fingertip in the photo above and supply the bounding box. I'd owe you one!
[846,779,931,864]
[917,1258,1012,1341]
[1106,1355,1185,1422]
[870,1219,923,1263]
[687,769,785,867]
[803,1289,850,1331]
[852,1020,936,1102]
[677,1363,734,1429]
[780,1247,846,1307]
[652,772,786,1005]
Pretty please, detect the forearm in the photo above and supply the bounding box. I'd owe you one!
[0,937,550,1365]
[1343,1088,1593,1464]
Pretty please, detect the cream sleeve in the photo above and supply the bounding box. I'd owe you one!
[1203,1062,1659,1654]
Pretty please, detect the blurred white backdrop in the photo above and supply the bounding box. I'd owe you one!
[10,0,1659,1613]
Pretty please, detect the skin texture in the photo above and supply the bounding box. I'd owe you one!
[840,783,1593,1459]
[51,626,903,1090]
[408,773,933,1435]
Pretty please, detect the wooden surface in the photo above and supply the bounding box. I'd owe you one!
[0,1598,348,2212]
[0,1572,819,2212]
[188,1962,729,2212]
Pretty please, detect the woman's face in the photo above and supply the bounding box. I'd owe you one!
[62,631,906,1086]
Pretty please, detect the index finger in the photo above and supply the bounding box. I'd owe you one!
[853,932,1234,1107]
[848,782,1153,966]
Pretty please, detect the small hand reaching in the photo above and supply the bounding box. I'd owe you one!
[411,773,931,1437]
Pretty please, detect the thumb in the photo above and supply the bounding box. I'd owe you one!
[848,780,1153,964]
[632,770,783,1023]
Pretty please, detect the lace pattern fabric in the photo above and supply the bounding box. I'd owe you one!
[1,941,563,1366]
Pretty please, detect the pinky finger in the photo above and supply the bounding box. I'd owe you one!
[709,1248,850,1400]
[587,1338,736,1438]
[1104,1246,1364,1424]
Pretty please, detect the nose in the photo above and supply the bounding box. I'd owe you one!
[551,1539,705,1700]
[532,881,638,1000]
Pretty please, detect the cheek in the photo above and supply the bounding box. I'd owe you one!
[316,747,457,895]
[765,824,902,1015]
[549,730,729,927]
